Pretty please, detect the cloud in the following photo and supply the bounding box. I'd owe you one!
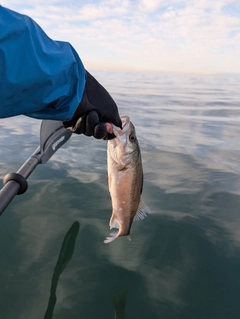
[139,0,163,12]
[1,0,240,73]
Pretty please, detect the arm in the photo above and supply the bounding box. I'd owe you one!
[0,6,121,138]
[0,6,86,121]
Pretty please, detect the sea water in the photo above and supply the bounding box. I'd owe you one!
[0,71,240,319]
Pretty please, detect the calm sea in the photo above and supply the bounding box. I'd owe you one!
[1,71,240,319]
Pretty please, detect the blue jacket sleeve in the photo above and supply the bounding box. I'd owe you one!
[0,6,86,121]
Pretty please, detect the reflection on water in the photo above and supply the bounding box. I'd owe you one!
[0,71,240,318]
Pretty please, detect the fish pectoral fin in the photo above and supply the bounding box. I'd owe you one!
[134,199,151,221]
[104,230,119,244]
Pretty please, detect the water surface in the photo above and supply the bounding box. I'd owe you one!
[1,71,240,318]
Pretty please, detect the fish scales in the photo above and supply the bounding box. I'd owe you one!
[104,116,150,243]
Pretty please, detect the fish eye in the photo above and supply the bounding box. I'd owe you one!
[129,134,136,142]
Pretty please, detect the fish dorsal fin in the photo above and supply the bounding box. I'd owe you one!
[134,199,151,221]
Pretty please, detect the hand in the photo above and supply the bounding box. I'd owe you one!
[63,71,122,139]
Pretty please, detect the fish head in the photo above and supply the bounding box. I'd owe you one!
[108,116,140,167]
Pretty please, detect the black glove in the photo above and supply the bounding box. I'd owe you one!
[63,71,122,139]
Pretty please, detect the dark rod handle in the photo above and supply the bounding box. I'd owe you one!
[0,180,21,216]
[0,155,39,216]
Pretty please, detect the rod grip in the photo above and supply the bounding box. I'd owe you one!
[0,180,21,216]
[3,173,28,195]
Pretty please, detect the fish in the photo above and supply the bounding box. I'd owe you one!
[104,116,151,244]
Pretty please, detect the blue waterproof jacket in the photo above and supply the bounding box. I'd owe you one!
[0,6,86,121]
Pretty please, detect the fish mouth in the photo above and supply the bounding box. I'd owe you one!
[121,116,130,129]
[112,116,130,137]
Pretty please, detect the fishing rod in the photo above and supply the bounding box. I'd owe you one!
[0,120,72,216]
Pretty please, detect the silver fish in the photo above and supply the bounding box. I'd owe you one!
[104,116,150,244]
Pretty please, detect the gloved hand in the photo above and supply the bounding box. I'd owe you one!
[63,71,122,139]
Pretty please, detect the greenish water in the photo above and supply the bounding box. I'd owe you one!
[1,71,240,318]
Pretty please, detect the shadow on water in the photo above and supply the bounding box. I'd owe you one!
[41,220,129,319]
[43,221,80,319]
[111,290,128,319]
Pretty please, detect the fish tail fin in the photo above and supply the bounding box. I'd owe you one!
[134,199,151,221]
[104,214,133,244]
[104,215,120,244]
[109,217,120,230]
[104,230,119,244]
[104,231,131,244]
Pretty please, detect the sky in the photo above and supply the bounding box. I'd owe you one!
[1,0,240,74]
